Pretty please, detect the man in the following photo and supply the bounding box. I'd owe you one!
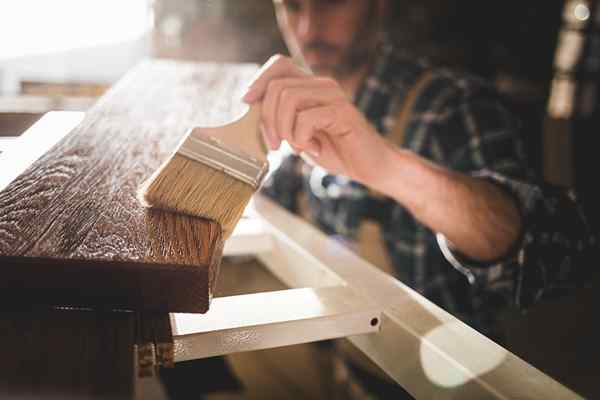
[247,0,525,334]
[242,0,595,397]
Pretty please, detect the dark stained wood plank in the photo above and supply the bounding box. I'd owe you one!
[0,307,174,400]
[0,308,136,400]
[0,116,172,400]
[0,60,258,313]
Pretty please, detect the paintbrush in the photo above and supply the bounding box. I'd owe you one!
[138,103,269,239]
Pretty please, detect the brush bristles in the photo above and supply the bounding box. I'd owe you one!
[139,154,255,239]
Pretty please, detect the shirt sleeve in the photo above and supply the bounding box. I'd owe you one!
[422,74,532,181]
[437,170,597,310]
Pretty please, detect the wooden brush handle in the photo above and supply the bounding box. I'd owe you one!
[246,103,269,159]
[192,103,268,162]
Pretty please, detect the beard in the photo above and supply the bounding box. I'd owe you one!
[289,4,381,80]
[334,7,380,79]
[303,36,373,79]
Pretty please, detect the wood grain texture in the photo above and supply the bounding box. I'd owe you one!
[0,60,258,312]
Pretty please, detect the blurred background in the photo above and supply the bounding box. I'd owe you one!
[0,0,598,398]
[0,0,591,192]
[0,0,286,143]
[2,0,598,222]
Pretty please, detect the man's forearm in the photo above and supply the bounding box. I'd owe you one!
[369,140,522,261]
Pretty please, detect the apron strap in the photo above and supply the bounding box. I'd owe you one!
[387,70,434,146]
[357,70,435,274]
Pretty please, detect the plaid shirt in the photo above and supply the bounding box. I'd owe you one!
[261,43,596,338]
[439,170,596,308]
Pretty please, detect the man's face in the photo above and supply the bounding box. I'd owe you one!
[274,0,382,78]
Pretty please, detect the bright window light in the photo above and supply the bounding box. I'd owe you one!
[0,0,153,60]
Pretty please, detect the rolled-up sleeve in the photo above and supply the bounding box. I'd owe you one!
[437,170,597,310]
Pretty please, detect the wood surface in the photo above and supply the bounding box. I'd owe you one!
[0,308,136,400]
[0,308,172,399]
[0,306,174,400]
[0,60,258,313]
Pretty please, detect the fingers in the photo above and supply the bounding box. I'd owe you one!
[260,77,324,149]
[242,54,351,154]
[243,55,308,103]
[260,122,280,151]
[293,106,334,154]
[265,84,343,150]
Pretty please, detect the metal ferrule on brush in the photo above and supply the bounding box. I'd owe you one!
[177,130,269,189]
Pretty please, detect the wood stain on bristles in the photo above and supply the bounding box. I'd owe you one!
[140,154,255,238]
[138,103,267,239]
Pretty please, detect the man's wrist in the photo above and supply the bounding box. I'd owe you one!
[363,141,443,221]
[360,138,415,200]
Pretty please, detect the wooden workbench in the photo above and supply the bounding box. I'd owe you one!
[0,60,240,313]
[0,59,254,399]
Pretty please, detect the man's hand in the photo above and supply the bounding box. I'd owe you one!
[242,55,390,184]
[243,56,523,263]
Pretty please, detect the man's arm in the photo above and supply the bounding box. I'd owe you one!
[369,143,522,261]
[437,171,597,309]
[244,55,524,262]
